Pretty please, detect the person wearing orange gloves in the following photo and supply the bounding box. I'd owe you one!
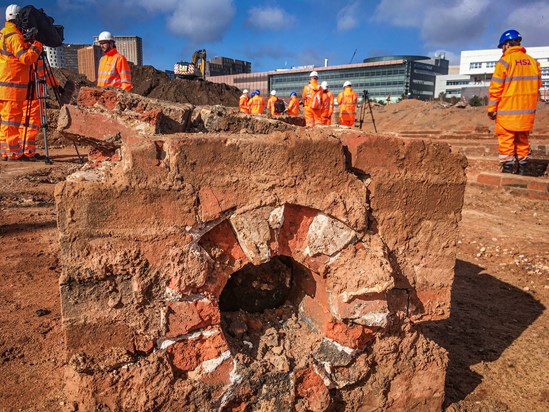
[97,31,132,91]
[287,92,299,116]
[320,81,334,125]
[337,81,358,127]
[302,71,322,127]
[239,89,250,113]
[488,29,541,175]
[0,4,43,161]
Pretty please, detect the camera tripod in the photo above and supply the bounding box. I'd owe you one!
[22,52,82,165]
[357,90,378,133]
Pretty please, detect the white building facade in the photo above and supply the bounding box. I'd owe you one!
[43,46,66,69]
[435,46,549,99]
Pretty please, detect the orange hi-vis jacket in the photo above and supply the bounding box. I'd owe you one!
[267,95,280,116]
[239,94,250,113]
[287,95,299,115]
[488,46,541,131]
[321,90,334,123]
[0,22,43,101]
[302,80,321,109]
[249,94,265,114]
[97,48,133,91]
[337,87,358,126]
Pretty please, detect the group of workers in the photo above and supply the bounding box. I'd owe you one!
[239,70,358,128]
[0,3,132,161]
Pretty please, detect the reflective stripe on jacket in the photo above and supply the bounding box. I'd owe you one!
[302,80,320,109]
[488,46,541,131]
[97,48,133,91]
[337,87,358,116]
[321,90,334,117]
[0,22,43,101]
[249,95,265,114]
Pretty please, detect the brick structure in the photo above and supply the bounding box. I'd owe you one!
[56,88,466,411]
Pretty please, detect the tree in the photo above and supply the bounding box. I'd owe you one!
[469,95,482,107]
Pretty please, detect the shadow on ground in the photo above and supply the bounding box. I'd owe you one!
[423,259,545,407]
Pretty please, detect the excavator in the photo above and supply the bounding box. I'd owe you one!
[174,49,207,80]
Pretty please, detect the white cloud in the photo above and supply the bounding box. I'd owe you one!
[246,6,296,31]
[428,49,460,65]
[337,1,360,32]
[506,2,549,47]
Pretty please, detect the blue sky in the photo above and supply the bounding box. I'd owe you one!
[25,0,549,71]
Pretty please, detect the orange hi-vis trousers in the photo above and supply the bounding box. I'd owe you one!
[304,107,322,127]
[495,122,530,164]
[0,100,24,159]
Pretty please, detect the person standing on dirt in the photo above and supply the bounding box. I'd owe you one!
[337,81,358,127]
[0,4,43,161]
[239,89,250,114]
[320,81,334,125]
[96,31,132,91]
[249,89,265,115]
[287,92,299,116]
[267,90,281,116]
[302,71,322,127]
[488,29,541,175]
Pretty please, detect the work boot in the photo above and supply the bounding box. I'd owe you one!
[518,162,528,176]
[501,161,515,174]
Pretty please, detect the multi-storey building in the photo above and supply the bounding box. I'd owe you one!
[64,44,88,72]
[92,35,143,66]
[208,56,251,76]
[43,46,66,68]
[77,45,103,82]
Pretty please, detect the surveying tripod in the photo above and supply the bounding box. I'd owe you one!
[357,90,378,133]
[22,52,82,165]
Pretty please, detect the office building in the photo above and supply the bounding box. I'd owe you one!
[43,46,66,68]
[208,56,251,76]
[64,44,88,72]
[78,45,103,82]
[93,35,143,66]
[435,46,549,99]
[208,55,449,101]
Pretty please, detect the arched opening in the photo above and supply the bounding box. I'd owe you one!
[219,256,324,366]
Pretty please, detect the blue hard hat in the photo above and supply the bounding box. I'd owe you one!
[290,92,297,97]
[250,91,256,97]
[255,89,260,95]
[498,29,521,48]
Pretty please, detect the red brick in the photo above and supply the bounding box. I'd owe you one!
[528,180,549,192]
[476,173,501,186]
[277,204,318,258]
[167,331,229,372]
[295,367,331,411]
[501,176,528,188]
[323,320,376,349]
[166,300,220,338]
[527,190,549,200]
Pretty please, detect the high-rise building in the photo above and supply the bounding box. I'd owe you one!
[78,45,103,82]
[64,44,88,72]
[93,35,143,66]
[43,46,66,68]
[208,56,251,76]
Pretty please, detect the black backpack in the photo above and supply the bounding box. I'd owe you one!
[274,98,285,114]
[19,6,64,48]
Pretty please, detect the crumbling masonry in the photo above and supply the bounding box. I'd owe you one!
[55,87,467,411]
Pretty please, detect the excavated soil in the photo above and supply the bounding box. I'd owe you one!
[1,99,548,411]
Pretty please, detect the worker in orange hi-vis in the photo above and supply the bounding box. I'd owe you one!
[287,92,299,116]
[249,89,265,115]
[302,71,322,127]
[19,58,61,160]
[488,29,541,175]
[337,81,358,127]
[96,31,132,91]
[320,81,334,125]
[267,90,280,116]
[239,89,250,113]
[0,4,43,161]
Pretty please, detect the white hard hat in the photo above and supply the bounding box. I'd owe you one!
[309,71,318,77]
[343,81,352,87]
[270,90,276,96]
[5,4,21,21]
[321,81,328,90]
[243,89,249,94]
[98,31,114,42]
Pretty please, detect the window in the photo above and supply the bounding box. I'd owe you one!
[470,62,482,69]
[486,61,496,68]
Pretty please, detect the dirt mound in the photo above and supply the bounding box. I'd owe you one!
[130,64,240,107]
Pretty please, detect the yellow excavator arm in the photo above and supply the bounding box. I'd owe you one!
[191,49,207,79]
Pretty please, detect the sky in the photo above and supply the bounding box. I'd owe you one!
[23,0,549,72]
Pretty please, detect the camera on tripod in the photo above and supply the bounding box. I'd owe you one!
[18,6,64,47]
[362,90,369,101]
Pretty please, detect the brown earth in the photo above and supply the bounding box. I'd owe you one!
[0,97,548,411]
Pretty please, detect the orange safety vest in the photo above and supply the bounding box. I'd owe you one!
[0,21,43,101]
[488,45,541,131]
[287,96,299,115]
[239,94,250,113]
[302,80,321,109]
[321,90,334,117]
[97,48,133,91]
[337,88,358,116]
[249,94,265,114]
[267,95,280,116]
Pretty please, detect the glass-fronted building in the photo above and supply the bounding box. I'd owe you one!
[209,55,449,102]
